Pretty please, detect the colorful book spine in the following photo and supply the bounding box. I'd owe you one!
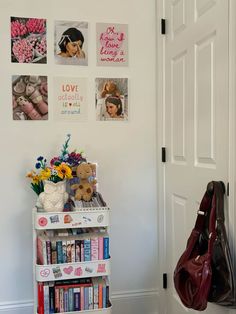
[37,237,44,265]
[37,282,44,314]
[59,288,64,312]
[81,241,84,262]
[75,239,81,262]
[74,287,80,311]
[92,278,99,309]
[49,282,55,314]
[54,287,60,313]
[84,238,91,261]
[46,240,51,265]
[51,240,57,264]
[103,237,109,259]
[64,289,69,312]
[84,286,89,310]
[91,237,99,261]
[71,239,75,262]
[68,287,74,312]
[80,286,84,311]
[43,283,50,314]
[66,240,72,263]
[88,285,94,310]
[62,240,67,263]
[98,236,104,260]
[56,240,63,264]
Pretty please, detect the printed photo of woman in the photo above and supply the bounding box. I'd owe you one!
[55,21,88,66]
[95,78,128,121]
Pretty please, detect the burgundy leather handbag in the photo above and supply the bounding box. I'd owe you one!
[173,182,217,311]
[201,182,236,307]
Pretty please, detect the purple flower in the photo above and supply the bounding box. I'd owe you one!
[37,156,44,161]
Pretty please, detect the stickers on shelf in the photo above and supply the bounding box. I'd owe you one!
[36,259,110,282]
[34,207,110,229]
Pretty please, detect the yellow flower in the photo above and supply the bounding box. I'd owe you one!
[39,168,51,181]
[55,163,72,179]
[32,175,40,183]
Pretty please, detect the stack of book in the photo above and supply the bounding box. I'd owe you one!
[38,277,110,314]
[37,231,109,265]
[72,192,107,208]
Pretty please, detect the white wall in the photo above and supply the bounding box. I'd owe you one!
[0,0,158,313]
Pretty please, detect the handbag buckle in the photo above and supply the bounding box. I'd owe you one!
[197,210,206,216]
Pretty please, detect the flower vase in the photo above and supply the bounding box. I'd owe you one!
[38,180,68,212]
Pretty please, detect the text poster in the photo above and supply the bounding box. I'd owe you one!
[55,21,88,66]
[53,77,87,121]
[11,17,47,64]
[95,77,128,121]
[96,23,128,67]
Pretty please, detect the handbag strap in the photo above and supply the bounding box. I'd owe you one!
[193,181,225,254]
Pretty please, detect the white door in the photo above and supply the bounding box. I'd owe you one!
[163,0,229,313]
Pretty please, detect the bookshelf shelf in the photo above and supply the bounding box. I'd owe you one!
[36,259,111,282]
[33,206,112,313]
[34,207,110,230]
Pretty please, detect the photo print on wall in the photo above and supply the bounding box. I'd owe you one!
[53,77,87,122]
[12,75,48,120]
[55,21,88,66]
[11,17,47,64]
[95,78,128,121]
[96,23,128,66]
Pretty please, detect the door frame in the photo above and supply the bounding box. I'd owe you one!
[156,0,236,312]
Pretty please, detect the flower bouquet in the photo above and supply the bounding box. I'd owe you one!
[11,17,47,64]
[27,134,86,196]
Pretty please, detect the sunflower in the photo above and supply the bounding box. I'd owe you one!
[55,163,72,179]
[39,168,51,180]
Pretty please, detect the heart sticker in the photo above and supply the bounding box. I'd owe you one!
[40,268,50,277]
[63,266,73,275]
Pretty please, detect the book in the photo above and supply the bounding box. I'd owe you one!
[54,287,60,313]
[75,239,81,262]
[37,282,44,314]
[92,277,99,309]
[88,285,94,310]
[51,240,57,265]
[43,282,50,314]
[64,289,69,312]
[84,286,89,310]
[56,240,63,264]
[98,236,104,260]
[84,238,91,261]
[103,236,109,259]
[46,240,51,265]
[91,237,99,261]
[37,236,47,265]
[71,239,75,262]
[48,282,55,314]
[62,240,67,263]
[74,287,80,311]
[68,287,74,312]
[66,240,72,263]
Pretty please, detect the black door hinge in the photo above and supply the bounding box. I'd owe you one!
[227,182,229,196]
[163,273,167,289]
[161,19,166,35]
[162,147,166,162]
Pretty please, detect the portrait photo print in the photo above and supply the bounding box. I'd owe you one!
[54,20,88,66]
[95,78,128,121]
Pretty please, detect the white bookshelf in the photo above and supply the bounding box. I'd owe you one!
[32,207,112,314]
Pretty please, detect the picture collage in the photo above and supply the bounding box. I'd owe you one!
[10,17,129,121]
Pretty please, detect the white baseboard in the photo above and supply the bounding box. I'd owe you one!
[112,289,159,314]
[0,300,33,314]
[0,289,159,314]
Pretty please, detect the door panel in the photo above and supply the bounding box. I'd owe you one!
[164,0,229,313]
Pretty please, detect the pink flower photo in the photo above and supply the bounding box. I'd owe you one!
[11,16,47,64]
